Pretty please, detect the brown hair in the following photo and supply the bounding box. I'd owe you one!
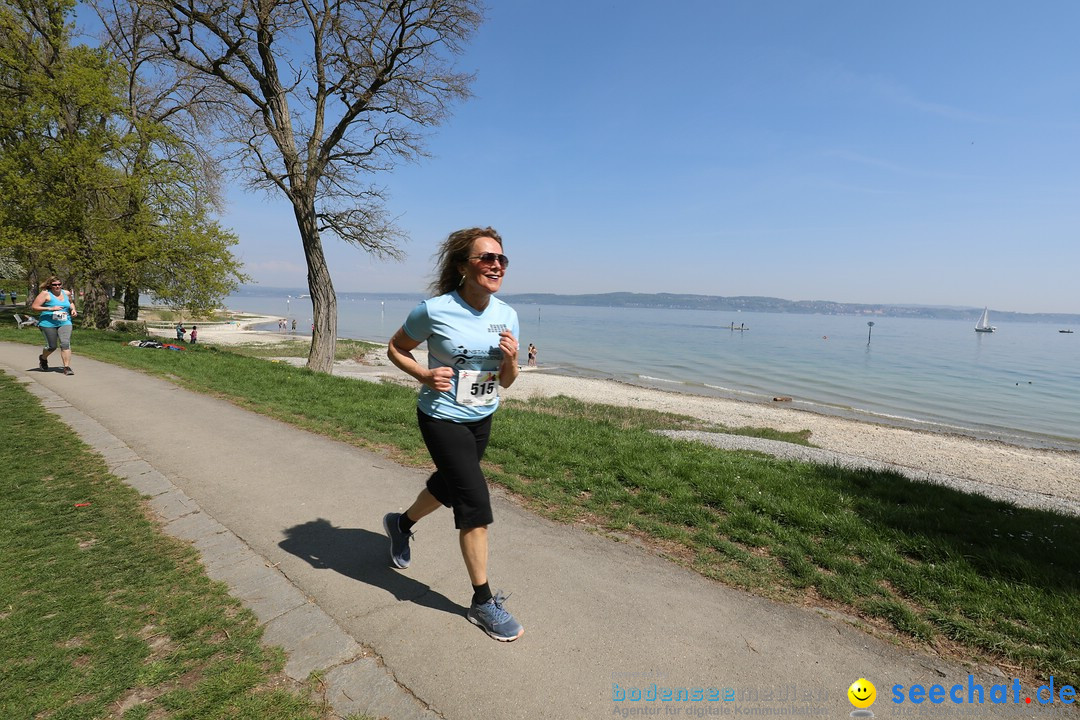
[39,276,62,291]
[429,227,503,296]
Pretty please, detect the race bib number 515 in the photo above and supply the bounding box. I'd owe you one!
[456,369,500,406]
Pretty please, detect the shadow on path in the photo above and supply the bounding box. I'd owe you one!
[279,518,466,618]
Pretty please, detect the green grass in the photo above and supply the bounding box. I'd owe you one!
[2,325,1078,687]
[0,372,364,719]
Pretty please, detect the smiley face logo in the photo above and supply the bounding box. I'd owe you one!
[848,678,876,709]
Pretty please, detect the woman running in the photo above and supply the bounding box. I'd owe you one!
[32,276,78,375]
[384,227,523,641]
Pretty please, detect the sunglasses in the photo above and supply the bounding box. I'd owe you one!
[468,252,509,268]
[49,282,62,286]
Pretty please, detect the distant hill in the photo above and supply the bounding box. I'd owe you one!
[233,286,1080,324]
[500,292,1080,325]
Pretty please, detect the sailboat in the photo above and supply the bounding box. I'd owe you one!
[974,307,996,333]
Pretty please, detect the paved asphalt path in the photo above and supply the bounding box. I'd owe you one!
[1,341,1066,719]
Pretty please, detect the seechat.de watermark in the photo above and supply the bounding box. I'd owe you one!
[890,675,1075,706]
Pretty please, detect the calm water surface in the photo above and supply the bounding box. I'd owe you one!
[229,291,1080,450]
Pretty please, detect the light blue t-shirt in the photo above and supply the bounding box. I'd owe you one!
[403,291,520,422]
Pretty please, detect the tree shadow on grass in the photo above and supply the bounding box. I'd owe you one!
[279,517,466,619]
[838,467,1078,587]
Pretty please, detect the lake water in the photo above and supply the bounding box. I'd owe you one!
[227,290,1080,451]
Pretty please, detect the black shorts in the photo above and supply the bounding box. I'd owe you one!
[417,408,494,529]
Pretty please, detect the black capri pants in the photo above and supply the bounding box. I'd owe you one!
[417,408,494,529]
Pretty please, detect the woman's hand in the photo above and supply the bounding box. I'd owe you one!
[499,330,519,365]
[498,330,520,388]
[424,366,454,392]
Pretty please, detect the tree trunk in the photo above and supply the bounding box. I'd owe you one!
[294,198,337,373]
[123,283,140,320]
[83,280,112,329]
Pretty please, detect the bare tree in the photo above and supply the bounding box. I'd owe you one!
[130,0,482,371]
[91,0,224,204]
[90,0,229,319]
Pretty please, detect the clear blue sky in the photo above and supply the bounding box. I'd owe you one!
[148,2,1080,313]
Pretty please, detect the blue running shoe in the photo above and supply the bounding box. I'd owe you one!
[468,591,524,642]
[382,512,412,569]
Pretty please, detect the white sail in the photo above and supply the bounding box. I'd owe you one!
[975,307,995,332]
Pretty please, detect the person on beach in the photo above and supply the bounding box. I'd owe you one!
[189,325,198,344]
[32,276,78,375]
[176,322,186,341]
[383,226,524,642]
[527,343,537,367]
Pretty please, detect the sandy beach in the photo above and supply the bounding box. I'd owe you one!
[163,316,1080,513]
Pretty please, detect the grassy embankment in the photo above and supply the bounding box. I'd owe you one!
[0,369,367,719]
[1,323,1077,690]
